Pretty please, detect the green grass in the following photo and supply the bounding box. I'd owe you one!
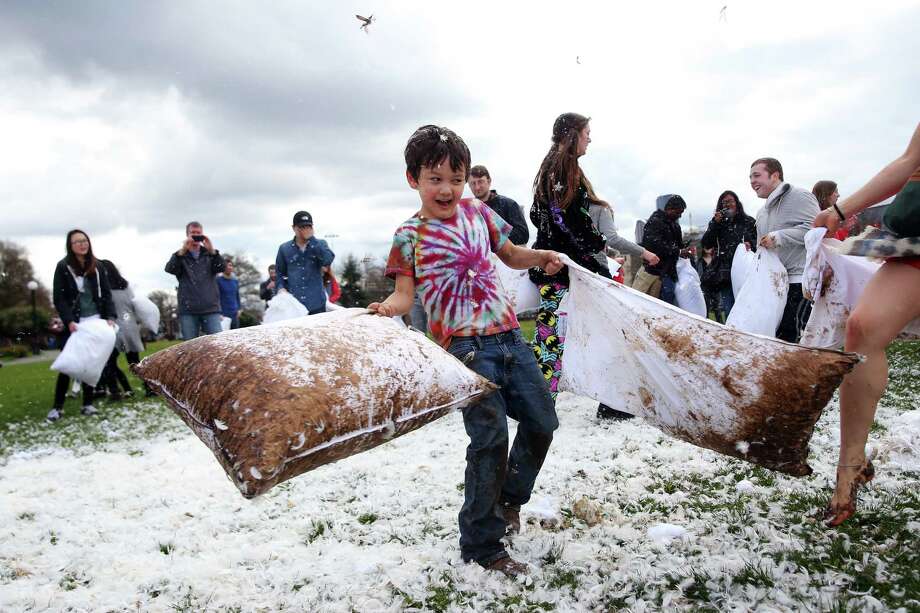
[518,318,535,342]
[0,339,179,425]
[0,340,183,456]
[884,341,920,412]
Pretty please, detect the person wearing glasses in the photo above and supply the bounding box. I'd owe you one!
[47,229,117,422]
[700,190,757,316]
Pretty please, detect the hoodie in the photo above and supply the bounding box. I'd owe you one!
[754,183,820,283]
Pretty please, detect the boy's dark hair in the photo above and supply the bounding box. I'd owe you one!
[751,157,784,181]
[404,125,471,181]
[469,165,490,180]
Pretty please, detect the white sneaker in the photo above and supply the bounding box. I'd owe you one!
[46,408,63,422]
[80,405,98,416]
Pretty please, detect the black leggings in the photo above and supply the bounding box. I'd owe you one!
[53,374,94,409]
[52,330,96,408]
[99,349,133,394]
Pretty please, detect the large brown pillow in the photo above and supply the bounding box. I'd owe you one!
[134,309,496,498]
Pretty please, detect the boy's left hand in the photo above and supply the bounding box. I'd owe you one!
[541,251,563,275]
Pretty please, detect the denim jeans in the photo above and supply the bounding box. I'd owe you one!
[777,283,811,343]
[446,329,559,566]
[409,294,428,333]
[719,285,735,317]
[179,312,222,340]
[660,275,677,306]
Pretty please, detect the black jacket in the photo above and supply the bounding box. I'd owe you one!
[53,258,117,327]
[529,185,607,286]
[259,278,275,304]
[700,213,757,287]
[165,249,225,315]
[483,191,529,246]
[640,209,684,281]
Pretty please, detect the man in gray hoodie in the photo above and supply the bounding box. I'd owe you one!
[749,157,820,342]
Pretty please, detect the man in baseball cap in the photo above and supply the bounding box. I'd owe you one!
[273,210,335,313]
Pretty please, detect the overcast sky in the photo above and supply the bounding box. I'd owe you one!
[2,0,919,298]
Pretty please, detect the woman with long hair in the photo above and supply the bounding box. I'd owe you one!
[529,113,607,399]
[47,230,117,422]
[700,189,757,316]
[813,180,854,240]
[813,122,920,525]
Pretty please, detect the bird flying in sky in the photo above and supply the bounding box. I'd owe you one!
[356,14,374,33]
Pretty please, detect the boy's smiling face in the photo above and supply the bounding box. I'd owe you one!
[407,158,466,220]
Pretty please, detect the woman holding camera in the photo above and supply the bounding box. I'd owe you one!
[47,230,117,422]
[699,190,757,316]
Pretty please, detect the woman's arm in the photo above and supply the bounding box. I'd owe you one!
[596,206,645,257]
[53,262,74,326]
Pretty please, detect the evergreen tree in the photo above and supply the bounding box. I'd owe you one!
[339,254,367,307]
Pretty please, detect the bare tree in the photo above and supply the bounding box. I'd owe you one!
[223,251,266,314]
[148,289,178,339]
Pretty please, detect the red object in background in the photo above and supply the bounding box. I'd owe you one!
[613,257,626,283]
[833,227,850,241]
[327,275,341,303]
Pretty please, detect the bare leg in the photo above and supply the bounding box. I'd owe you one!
[829,262,920,520]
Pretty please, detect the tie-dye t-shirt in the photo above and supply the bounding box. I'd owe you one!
[386,198,520,347]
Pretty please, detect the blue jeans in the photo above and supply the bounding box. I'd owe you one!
[660,275,677,306]
[179,313,222,340]
[446,329,559,566]
[719,285,735,316]
[409,294,428,333]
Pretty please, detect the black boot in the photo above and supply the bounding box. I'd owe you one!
[597,403,634,420]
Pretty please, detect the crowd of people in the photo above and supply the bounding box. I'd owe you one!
[47,214,338,421]
[369,117,919,575]
[43,114,919,577]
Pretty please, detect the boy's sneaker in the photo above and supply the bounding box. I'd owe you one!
[484,555,528,578]
[80,405,98,416]
[502,504,521,535]
[123,390,134,398]
[597,403,634,421]
[46,408,63,423]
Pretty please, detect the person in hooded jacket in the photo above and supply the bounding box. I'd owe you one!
[700,190,757,316]
[47,230,117,422]
[632,195,692,305]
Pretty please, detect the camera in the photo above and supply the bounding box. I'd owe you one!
[192,235,206,242]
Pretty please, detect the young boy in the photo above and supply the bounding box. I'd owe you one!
[369,125,562,577]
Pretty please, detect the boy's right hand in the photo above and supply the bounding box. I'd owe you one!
[368,302,394,317]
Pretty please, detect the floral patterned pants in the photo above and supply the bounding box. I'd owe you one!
[531,282,568,399]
